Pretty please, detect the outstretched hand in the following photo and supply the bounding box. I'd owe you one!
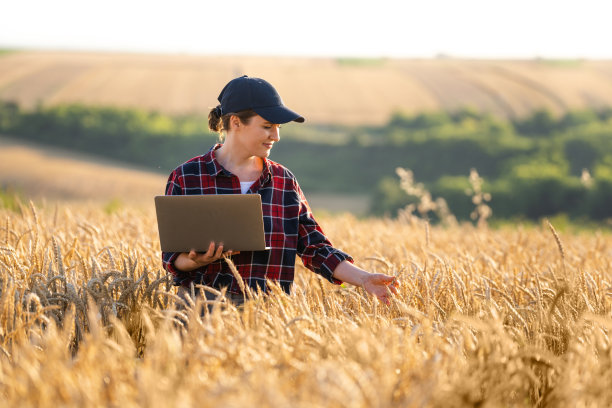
[361,273,399,305]
[332,261,400,305]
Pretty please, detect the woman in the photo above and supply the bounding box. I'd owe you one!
[162,75,398,305]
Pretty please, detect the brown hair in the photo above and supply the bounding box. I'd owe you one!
[208,106,257,140]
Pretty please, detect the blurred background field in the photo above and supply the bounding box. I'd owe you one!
[0,135,163,204]
[2,51,612,125]
[0,134,371,214]
[2,50,612,222]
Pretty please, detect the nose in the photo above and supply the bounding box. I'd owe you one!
[269,126,280,141]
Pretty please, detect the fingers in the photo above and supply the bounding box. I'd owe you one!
[382,274,396,283]
[363,274,400,305]
[206,241,216,257]
[190,242,216,260]
[388,277,400,294]
[372,273,397,284]
[188,242,237,267]
[187,249,199,261]
[372,274,400,291]
[380,274,400,291]
[222,250,239,259]
[214,243,224,258]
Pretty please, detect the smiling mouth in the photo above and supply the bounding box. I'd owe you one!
[263,143,274,148]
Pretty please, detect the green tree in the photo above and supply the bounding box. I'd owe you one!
[512,109,557,137]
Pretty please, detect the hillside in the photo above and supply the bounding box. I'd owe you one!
[0,136,369,213]
[0,136,165,205]
[1,51,612,125]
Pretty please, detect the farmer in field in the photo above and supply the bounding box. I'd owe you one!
[162,75,398,306]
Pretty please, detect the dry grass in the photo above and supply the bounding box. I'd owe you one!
[0,199,611,407]
[2,51,612,124]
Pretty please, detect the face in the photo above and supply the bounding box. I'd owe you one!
[230,114,280,158]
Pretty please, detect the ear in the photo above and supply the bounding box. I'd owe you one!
[230,115,240,130]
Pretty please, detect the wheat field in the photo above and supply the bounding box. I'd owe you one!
[1,198,611,407]
[2,51,612,124]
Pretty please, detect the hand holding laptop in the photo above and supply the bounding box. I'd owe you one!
[174,241,241,272]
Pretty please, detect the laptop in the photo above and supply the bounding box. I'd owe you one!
[154,194,270,252]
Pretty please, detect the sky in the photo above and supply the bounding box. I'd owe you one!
[1,0,611,59]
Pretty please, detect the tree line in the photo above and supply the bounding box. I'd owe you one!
[1,101,612,222]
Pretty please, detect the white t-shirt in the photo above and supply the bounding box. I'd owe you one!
[240,181,255,194]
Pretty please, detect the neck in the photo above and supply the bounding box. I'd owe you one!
[216,141,263,177]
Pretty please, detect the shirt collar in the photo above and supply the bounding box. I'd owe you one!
[258,159,272,187]
[204,144,227,176]
[205,144,272,185]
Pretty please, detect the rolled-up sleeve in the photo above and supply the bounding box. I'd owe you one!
[295,183,353,284]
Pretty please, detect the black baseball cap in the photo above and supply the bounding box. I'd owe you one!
[217,75,305,124]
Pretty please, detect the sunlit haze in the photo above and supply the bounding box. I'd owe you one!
[2,0,611,58]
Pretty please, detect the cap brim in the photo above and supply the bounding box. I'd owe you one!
[254,105,305,124]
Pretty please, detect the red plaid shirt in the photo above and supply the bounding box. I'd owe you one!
[162,144,352,295]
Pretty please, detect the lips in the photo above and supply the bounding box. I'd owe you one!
[263,143,274,149]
